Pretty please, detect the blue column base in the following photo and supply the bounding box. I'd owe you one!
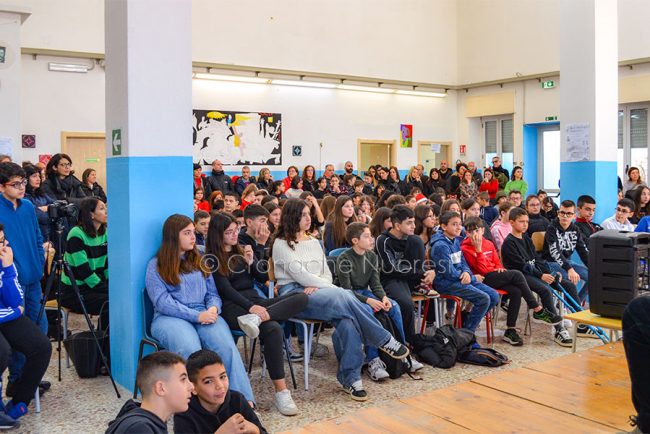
[107,156,193,389]
[560,160,618,224]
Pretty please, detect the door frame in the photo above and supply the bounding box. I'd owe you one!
[60,130,107,186]
[357,139,397,173]
[417,140,452,170]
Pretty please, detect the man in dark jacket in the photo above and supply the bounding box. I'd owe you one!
[204,159,234,196]
[575,195,603,241]
[174,350,267,434]
[106,352,193,434]
[491,156,510,182]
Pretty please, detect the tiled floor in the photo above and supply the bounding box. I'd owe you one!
[14,311,603,433]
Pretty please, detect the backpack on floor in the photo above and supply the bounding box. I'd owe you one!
[374,310,410,379]
[458,347,510,367]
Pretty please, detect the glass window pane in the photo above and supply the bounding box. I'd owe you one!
[630,108,648,148]
[485,152,497,170]
[618,110,624,149]
[542,130,561,191]
[631,148,648,184]
[485,121,497,154]
[502,152,514,176]
[618,148,626,182]
[501,118,514,153]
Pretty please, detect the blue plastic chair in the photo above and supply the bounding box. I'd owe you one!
[328,247,350,258]
[133,289,163,399]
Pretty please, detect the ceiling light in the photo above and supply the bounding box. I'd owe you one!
[48,62,89,73]
[396,89,447,98]
[337,84,395,94]
[271,79,337,89]
[193,73,269,84]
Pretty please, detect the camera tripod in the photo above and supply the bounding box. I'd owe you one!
[37,218,120,398]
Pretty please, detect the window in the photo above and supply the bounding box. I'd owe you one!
[483,115,514,173]
[619,104,650,185]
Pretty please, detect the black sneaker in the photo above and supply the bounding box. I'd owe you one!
[500,298,509,313]
[532,308,562,325]
[503,328,523,346]
[343,381,368,401]
[379,336,410,360]
[6,380,51,398]
[554,328,573,347]
[0,412,18,430]
[577,325,600,339]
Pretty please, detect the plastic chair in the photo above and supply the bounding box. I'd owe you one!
[413,292,442,334]
[531,231,545,253]
[328,247,349,258]
[492,289,533,337]
[133,289,163,399]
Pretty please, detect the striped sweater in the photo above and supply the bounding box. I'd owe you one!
[0,264,24,325]
[61,226,108,289]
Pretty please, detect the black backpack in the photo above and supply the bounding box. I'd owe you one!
[458,347,510,367]
[411,325,476,369]
[374,310,412,379]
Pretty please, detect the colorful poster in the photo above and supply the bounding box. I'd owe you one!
[38,154,52,166]
[400,124,413,148]
[193,110,282,165]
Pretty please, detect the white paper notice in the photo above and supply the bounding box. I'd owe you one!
[565,123,590,162]
[0,138,13,157]
[431,143,441,153]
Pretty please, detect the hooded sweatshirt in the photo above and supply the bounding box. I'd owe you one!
[460,236,502,276]
[430,231,475,287]
[105,400,167,434]
[174,391,267,434]
[542,219,589,271]
[490,219,512,251]
[376,231,426,284]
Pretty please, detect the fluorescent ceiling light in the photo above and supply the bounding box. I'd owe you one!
[193,73,269,84]
[338,84,395,94]
[271,79,337,89]
[396,89,447,98]
[48,62,89,73]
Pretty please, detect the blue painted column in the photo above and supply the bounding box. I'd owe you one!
[105,0,192,388]
[559,0,618,225]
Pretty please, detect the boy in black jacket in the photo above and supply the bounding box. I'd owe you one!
[174,350,267,434]
[106,352,193,434]
[501,208,575,347]
[575,195,603,241]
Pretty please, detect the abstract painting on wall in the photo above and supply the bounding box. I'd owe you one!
[400,124,413,148]
[193,110,282,165]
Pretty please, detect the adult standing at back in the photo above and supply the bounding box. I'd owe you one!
[81,168,107,203]
[491,156,510,181]
[41,153,87,206]
[204,160,234,197]
[505,166,528,197]
[623,167,647,196]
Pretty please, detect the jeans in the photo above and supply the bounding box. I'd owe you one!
[355,290,406,362]
[382,279,416,343]
[483,270,539,328]
[8,281,48,383]
[151,313,255,403]
[623,295,650,433]
[0,316,52,406]
[278,283,391,387]
[547,261,588,304]
[435,280,499,331]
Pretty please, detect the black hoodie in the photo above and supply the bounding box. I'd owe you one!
[376,231,426,284]
[542,219,589,271]
[174,391,267,434]
[105,400,168,434]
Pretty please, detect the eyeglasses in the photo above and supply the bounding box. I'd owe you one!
[4,179,27,189]
[58,163,72,169]
[224,229,238,236]
[616,207,631,213]
[558,211,575,217]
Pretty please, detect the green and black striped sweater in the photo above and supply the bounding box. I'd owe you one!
[61,226,108,290]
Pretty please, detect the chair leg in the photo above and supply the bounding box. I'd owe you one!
[420,300,429,334]
[303,324,310,391]
[34,387,41,413]
[243,336,249,362]
[133,340,145,399]
[283,338,298,390]
[247,338,257,375]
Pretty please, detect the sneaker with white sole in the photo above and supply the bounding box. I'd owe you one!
[577,325,600,339]
[554,328,573,347]
[343,380,368,401]
[366,357,389,381]
[379,335,410,359]
[274,389,299,416]
[237,314,262,339]
[408,357,425,373]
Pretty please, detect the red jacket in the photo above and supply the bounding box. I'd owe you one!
[479,179,499,199]
[460,236,503,275]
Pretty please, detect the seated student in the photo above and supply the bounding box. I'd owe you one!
[460,217,561,346]
[174,350,267,434]
[106,351,193,434]
[461,198,494,243]
[238,204,271,261]
[525,194,551,235]
[272,199,409,401]
[223,192,240,214]
[362,173,375,196]
[193,210,210,248]
[634,215,650,233]
[231,209,244,228]
[575,195,603,241]
[337,223,423,381]
[312,177,328,200]
[477,191,498,226]
[239,184,258,210]
[0,230,51,427]
[285,176,304,199]
[253,189,267,206]
[490,201,514,251]
[430,212,499,332]
[601,198,635,231]
[508,190,523,209]
[501,208,575,347]
[542,200,591,308]
[376,205,436,344]
[145,214,255,404]
[194,187,210,213]
[541,195,558,221]
[207,212,308,416]
[60,197,110,329]
[323,195,356,255]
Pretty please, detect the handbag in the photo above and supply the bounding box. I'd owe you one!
[63,301,110,378]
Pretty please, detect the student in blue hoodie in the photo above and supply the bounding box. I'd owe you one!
[0,163,49,396]
[430,211,499,332]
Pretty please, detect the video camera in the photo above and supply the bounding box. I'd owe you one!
[48,200,78,221]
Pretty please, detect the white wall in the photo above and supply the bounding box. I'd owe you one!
[19,55,457,170]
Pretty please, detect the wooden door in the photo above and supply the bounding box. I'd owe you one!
[61,132,107,193]
[357,139,396,173]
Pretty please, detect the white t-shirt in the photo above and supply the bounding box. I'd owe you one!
[601,215,634,232]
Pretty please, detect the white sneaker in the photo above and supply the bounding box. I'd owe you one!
[237,314,261,339]
[409,358,425,373]
[366,357,389,381]
[274,389,299,416]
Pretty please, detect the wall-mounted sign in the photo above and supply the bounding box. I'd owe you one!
[112,129,122,156]
[0,47,6,64]
[545,116,558,121]
[459,144,466,156]
[542,80,555,89]
[430,143,441,153]
[292,145,302,157]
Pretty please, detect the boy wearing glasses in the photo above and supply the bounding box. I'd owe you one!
[601,198,635,231]
[0,162,49,396]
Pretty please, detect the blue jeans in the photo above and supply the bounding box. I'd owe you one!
[151,313,255,403]
[355,290,405,362]
[547,261,588,305]
[278,283,391,387]
[8,281,48,383]
[435,280,499,331]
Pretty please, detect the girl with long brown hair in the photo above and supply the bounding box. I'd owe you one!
[323,195,357,255]
[145,214,255,404]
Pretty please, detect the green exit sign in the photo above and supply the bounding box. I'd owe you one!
[545,116,558,121]
[542,80,555,89]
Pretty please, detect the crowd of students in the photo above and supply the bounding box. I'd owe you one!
[1,152,649,432]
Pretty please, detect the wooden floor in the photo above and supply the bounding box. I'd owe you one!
[281,343,633,434]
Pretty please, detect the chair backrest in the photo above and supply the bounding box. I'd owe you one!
[142,288,156,340]
[328,247,349,257]
[531,231,545,253]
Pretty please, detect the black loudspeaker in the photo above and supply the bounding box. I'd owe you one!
[588,230,650,318]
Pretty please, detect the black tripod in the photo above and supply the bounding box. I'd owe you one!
[37,218,121,398]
